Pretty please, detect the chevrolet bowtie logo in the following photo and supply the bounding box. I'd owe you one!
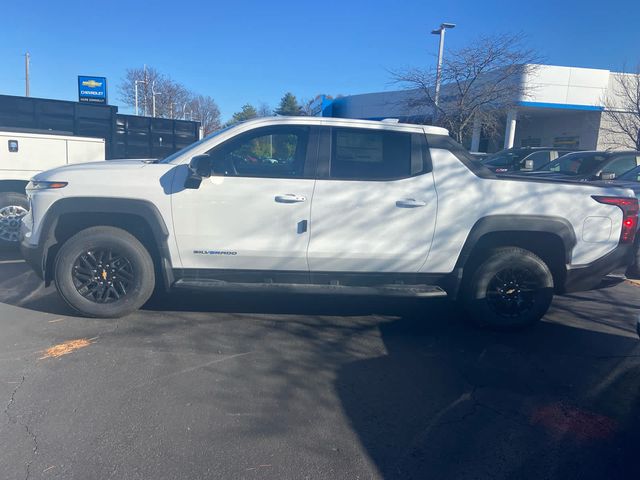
[81,79,102,88]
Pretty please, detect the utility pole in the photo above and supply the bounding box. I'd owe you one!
[24,52,31,97]
[143,64,148,116]
[431,23,455,107]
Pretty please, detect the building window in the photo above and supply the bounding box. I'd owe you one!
[553,136,580,149]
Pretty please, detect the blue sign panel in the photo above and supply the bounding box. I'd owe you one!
[78,76,107,104]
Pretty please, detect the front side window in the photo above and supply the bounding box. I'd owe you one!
[208,126,309,178]
[330,129,413,180]
[605,155,640,178]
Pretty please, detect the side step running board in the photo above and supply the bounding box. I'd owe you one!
[173,279,448,298]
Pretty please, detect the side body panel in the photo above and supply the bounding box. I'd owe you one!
[421,147,628,274]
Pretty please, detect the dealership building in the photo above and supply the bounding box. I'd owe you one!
[324,64,638,153]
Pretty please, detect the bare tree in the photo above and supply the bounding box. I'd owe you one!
[601,65,640,150]
[188,95,222,134]
[392,33,541,143]
[119,66,222,134]
[257,102,272,117]
[119,66,188,118]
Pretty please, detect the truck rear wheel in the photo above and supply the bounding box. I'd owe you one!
[0,192,29,247]
[54,226,155,318]
[461,247,554,330]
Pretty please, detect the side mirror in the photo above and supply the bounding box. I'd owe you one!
[189,154,213,178]
[523,159,535,171]
[600,171,616,180]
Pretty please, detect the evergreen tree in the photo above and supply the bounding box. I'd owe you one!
[275,92,302,116]
[227,104,259,125]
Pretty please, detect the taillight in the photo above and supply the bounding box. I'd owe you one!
[592,196,639,244]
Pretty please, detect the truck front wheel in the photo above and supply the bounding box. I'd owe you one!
[0,192,29,247]
[54,226,155,318]
[461,247,554,330]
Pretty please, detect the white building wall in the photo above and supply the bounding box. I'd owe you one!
[514,111,602,149]
[522,65,610,107]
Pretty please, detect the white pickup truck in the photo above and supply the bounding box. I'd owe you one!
[19,117,638,329]
[0,131,105,245]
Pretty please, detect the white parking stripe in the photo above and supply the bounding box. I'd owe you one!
[0,260,24,265]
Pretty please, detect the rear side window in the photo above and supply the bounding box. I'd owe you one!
[329,128,425,180]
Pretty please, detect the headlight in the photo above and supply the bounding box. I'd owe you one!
[26,181,68,191]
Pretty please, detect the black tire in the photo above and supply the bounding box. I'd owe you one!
[0,192,29,248]
[54,226,155,318]
[461,247,554,330]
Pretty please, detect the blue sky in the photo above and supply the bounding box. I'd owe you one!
[1,0,639,120]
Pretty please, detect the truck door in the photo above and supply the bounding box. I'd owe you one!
[170,125,317,274]
[307,127,437,273]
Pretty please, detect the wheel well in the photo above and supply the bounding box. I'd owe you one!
[462,231,567,292]
[0,180,29,195]
[45,212,163,285]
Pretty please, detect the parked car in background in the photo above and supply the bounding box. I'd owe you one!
[526,150,640,181]
[482,147,576,173]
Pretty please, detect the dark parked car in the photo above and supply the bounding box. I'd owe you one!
[526,150,640,181]
[481,147,576,173]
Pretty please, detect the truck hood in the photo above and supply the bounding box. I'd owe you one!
[32,159,168,181]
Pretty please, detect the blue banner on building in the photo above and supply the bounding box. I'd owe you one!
[78,76,107,104]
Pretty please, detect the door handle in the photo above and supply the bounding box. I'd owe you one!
[275,194,306,203]
[396,198,427,208]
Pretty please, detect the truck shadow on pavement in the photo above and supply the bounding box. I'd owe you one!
[334,293,640,480]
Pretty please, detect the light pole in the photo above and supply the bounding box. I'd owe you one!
[24,52,30,97]
[151,81,161,118]
[431,22,455,107]
[134,80,146,116]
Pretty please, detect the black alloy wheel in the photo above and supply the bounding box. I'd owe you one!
[485,266,540,318]
[72,248,135,303]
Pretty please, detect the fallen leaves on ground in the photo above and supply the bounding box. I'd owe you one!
[39,338,95,359]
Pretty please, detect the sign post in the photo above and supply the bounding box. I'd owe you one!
[78,76,107,104]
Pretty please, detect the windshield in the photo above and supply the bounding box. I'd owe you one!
[538,152,607,175]
[160,124,236,163]
[620,165,640,182]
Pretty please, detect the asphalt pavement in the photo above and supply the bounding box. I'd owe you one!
[0,248,639,480]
